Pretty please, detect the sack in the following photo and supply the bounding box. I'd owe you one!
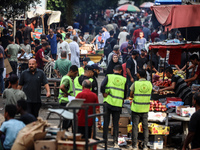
[100,60,107,69]
[4,58,12,74]
[11,118,48,150]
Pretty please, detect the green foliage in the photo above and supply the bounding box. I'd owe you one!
[1,0,40,19]
[47,0,118,23]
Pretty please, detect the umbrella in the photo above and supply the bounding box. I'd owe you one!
[140,2,154,8]
[117,4,140,12]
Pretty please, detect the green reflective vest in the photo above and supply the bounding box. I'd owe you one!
[58,75,74,103]
[131,80,152,113]
[78,67,84,76]
[74,76,93,96]
[103,74,126,107]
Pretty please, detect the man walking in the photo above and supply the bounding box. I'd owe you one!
[101,65,127,148]
[76,80,100,138]
[129,69,152,150]
[56,33,70,60]
[5,36,25,74]
[0,45,4,96]
[69,36,80,67]
[18,59,51,117]
[54,51,72,78]
[47,29,57,59]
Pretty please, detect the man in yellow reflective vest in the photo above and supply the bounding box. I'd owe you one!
[78,57,89,76]
[129,69,152,150]
[101,65,127,148]
[74,65,98,96]
[58,65,78,129]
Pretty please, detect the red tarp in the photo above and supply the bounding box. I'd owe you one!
[149,43,200,65]
[151,5,200,31]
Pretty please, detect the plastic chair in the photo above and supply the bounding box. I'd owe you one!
[46,98,85,129]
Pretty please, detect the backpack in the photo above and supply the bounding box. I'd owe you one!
[104,38,114,58]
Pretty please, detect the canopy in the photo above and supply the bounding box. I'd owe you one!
[151,5,200,31]
[140,2,154,8]
[26,7,61,26]
[117,4,140,12]
[155,0,181,5]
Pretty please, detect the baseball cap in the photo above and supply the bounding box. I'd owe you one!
[91,64,102,70]
[122,26,127,30]
[128,40,133,45]
[84,65,93,71]
[83,57,90,62]
[67,26,73,30]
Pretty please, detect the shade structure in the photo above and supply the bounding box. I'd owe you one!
[140,2,154,8]
[117,4,140,12]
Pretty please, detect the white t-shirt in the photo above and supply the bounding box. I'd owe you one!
[57,41,70,60]
[118,31,129,47]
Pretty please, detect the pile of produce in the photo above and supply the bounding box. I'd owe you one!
[153,90,175,95]
[153,79,172,87]
[173,70,186,79]
[150,100,167,112]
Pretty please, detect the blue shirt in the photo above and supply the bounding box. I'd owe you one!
[0,119,25,149]
[142,27,151,41]
[47,34,57,54]
[102,31,110,48]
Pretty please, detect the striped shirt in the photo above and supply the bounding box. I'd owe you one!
[171,75,192,102]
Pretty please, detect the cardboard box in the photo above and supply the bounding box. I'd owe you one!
[119,117,129,127]
[111,127,127,136]
[149,123,170,135]
[57,131,97,150]
[180,107,195,117]
[127,124,132,133]
[176,106,187,116]
[148,135,163,149]
[34,140,56,150]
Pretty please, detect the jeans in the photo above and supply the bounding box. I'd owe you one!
[27,102,42,118]
[9,61,17,75]
[132,112,148,147]
[52,54,57,60]
[103,107,121,144]
[0,68,4,94]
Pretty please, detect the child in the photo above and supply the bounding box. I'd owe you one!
[3,74,27,105]
[0,105,25,150]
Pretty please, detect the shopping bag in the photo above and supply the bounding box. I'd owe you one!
[100,60,107,69]
[4,58,12,74]
[11,118,49,150]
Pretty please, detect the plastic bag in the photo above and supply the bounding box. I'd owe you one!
[100,60,107,69]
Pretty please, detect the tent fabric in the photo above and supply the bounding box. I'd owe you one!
[151,5,200,31]
[168,48,182,65]
[149,43,200,51]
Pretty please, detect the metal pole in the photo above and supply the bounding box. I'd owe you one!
[150,49,153,83]
[73,109,76,150]
[85,107,89,150]
[93,106,96,139]
[104,104,108,150]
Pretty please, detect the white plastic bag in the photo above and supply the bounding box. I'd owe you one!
[100,60,107,69]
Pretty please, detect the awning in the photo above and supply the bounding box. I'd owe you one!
[151,5,200,31]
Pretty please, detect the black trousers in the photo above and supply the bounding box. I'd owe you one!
[9,61,17,75]
[103,107,121,144]
[27,102,42,118]
[78,126,92,139]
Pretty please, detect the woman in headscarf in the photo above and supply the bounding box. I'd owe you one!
[105,54,122,76]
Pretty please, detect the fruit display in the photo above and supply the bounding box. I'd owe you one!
[173,70,186,79]
[153,90,175,95]
[153,79,172,87]
[150,100,167,112]
[152,73,168,82]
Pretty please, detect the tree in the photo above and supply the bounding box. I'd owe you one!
[0,0,40,19]
[47,0,118,25]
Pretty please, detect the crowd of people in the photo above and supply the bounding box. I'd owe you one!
[0,10,199,150]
